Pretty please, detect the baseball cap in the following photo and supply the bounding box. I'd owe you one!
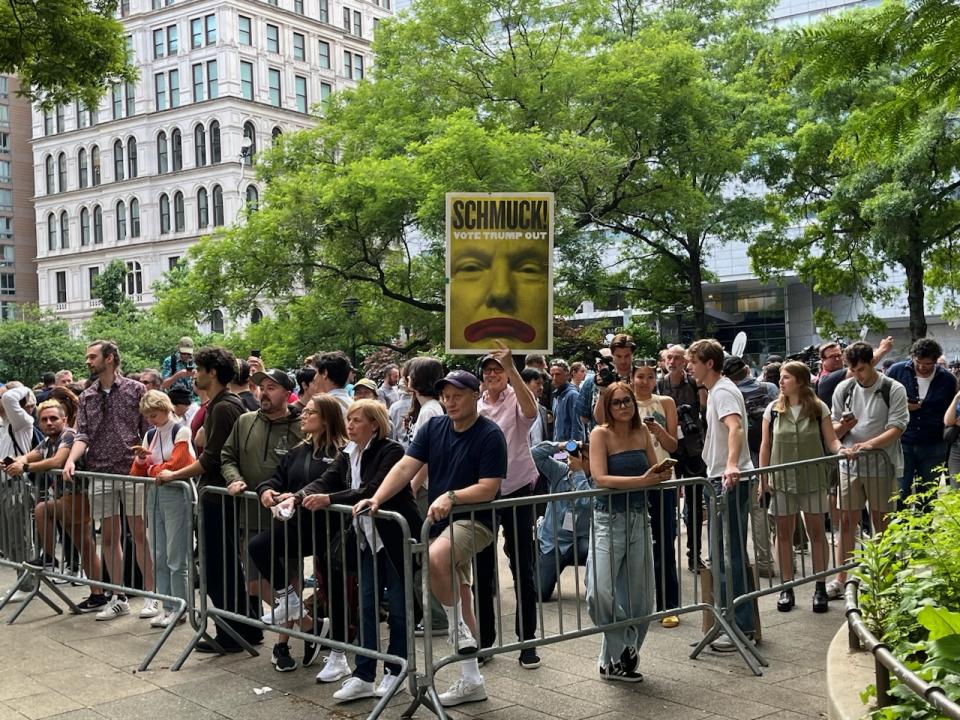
[178,337,194,354]
[252,369,294,392]
[479,354,503,370]
[434,369,480,393]
[722,355,748,379]
[353,378,378,394]
[167,388,192,406]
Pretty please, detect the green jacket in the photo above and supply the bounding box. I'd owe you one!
[220,406,305,489]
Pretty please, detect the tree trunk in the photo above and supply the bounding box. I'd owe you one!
[688,236,708,338]
[902,240,927,342]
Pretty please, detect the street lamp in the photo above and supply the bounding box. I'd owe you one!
[340,296,362,368]
[671,302,685,343]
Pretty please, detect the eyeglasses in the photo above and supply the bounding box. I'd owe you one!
[302,408,319,416]
[609,397,635,409]
[823,353,842,361]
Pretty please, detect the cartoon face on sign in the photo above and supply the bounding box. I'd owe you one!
[449,235,549,350]
[446,193,553,353]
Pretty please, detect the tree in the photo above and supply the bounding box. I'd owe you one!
[0,0,137,108]
[155,0,783,344]
[0,308,84,384]
[92,259,136,318]
[751,10,960,340]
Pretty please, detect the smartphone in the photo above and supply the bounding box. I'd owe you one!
[355,505,372,516]
[129,445,150,455]
[2,456,14,466]
[642,417,656,425]
[652,458,678,473]
[251,349,262,358]
[841,411,856,422]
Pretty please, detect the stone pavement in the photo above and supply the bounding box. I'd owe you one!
[0,559,839,720]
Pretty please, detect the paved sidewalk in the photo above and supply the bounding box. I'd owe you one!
[0,558,838,720]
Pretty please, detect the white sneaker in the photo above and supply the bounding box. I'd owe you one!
[333,677,375,702]
[150,611,168,628]
[161,611,186,628]
[316,652,352,683]
[825,579,844,600]
[96,596,130,621]
[139,598,161,619]
[0,588,30,603]
[450,620,478,654]
[439,677,486,707]
[261,592,305,625]
[375,670,403,698]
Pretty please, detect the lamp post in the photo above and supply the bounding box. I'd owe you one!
[671,302,685,344]
[340,296,362,368]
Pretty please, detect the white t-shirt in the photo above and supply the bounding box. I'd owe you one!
[703,376,754,478]
[917,375,932,401]
[832,375,908,477]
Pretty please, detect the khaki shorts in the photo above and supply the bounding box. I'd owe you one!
[432,519,495,586]
[89,480,147,519]
[768,489,831,517]
[837,473,895,513]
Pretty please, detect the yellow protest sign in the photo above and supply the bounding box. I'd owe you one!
[445,192,554,354]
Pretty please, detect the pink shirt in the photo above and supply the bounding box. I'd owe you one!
[478,384,537,495]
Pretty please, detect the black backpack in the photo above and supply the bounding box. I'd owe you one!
[742,386,771,454]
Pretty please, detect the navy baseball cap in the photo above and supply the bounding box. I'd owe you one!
[435,370,481,393]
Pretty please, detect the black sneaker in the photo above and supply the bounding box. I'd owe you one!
[519,648,541,669]
[477,650,493,668]
[23,556,56,570]
[600,661,643,683]
[620,645,639,673]
[303,617,330,667]
[272,643,298,672]
[76,593,108,613]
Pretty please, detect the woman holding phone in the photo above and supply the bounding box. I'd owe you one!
[587,382,673,682]
[632,361,681,628]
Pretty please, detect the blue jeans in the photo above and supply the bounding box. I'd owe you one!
[146,484,192,613]
[536,536,590,600]
[354,547,406,683]
[585,508,655,667]
[708,479,755,635]
[898,442,946,511]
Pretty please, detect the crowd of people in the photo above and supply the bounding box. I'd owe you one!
[1,331,959,707]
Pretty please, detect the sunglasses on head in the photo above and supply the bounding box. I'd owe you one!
[635,359,658,368]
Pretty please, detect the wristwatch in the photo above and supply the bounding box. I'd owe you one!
[23,463,30,474]
[447,490,458,506]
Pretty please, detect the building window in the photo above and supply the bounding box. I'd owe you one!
[353,10,362,36]
[343,6,350,31]
[113,139,124,181]
[210,120,221,163]
[267,24,279,53]
[190,17,202,48]
[168,256,180,271]
[127,138,138,178]
[77,148,89,189]
[120,0,130,16]
[0,133,8,152]
[238,15,251,45]
[0,189,10,210]
[293,32,305,60]
[205,14,216,44]
[194,124,207,166]
[168,24,178,54]
[155,73,167,111]
[171,129,183,170]
[343,50,352,79]
[354,54,364,80]
[93,205,103,243]
[112,85,122,119]
[211,309,224,334]
[240,61,254,101]
[192,63,204,102]
[44,110,53,135]
[130,198,140,237]
[318,40,330,69]
[246,184,259,211]
[242,121,256,165]
[319,0,328,23]
[76,102,89,129]
[197,188,209,227]
[159,193,170,234]
[153,28,165,58]
[174,191,185,231]
[157,131,168,173]
[116,200,127,240]
[212,184,224,226]
[91,146,101,186]
[272,126,282,144]
[126,261,143,296]
[57,153,66,191]
[80,207,90,246]
[125,82,135,116]
[268,68,281,107]
[0,217,11,240]
[47,213,56,250]
[0,244,13,267]
[45,155,54,194]
[55,272,67,304]
[88,267,99,299]
[59,211,69,248]
[0,273,15,296]
[295,76,307,113]
[169,69,180,108]
[0,160,10,183]
[251,307,263,324]
[0,77,6,97]
[294,0,303,13]
[207,60,218,99]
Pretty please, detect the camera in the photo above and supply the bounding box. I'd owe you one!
[786,344,820,374]
[594,359,617,387]
[565,439,580,457]
[676,403,701,438]
[186,361,196,371]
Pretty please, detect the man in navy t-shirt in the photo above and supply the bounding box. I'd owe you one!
[355,369,507,708]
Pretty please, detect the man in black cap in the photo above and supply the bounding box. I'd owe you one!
[355,369,507,708]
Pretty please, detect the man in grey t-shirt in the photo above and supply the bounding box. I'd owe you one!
[687,339,755,652]
[827,341,908,598]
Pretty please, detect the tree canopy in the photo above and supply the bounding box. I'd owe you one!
[1,0,137,108]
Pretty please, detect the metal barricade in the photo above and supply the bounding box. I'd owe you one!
[715,449,896,674]
[0,469,196,671]
[404,477,731,719]
[178,486,417,718]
